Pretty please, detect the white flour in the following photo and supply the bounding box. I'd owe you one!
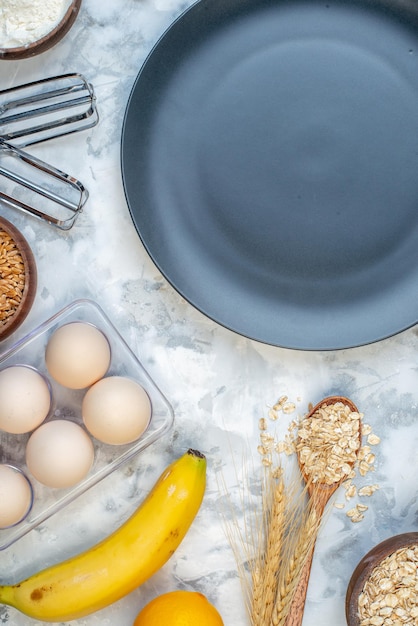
[0,0,72,48]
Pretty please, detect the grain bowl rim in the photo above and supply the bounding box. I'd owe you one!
[0,216,37,341]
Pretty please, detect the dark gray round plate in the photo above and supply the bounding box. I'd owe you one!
[121,0,418,350]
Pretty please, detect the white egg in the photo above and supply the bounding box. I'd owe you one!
[0,464,33,528]
[45,322,111,389]
[0,365,51,434]
[82,376,152,445]
[26,420,95,488]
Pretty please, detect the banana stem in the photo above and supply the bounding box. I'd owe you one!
[0,585,15,608]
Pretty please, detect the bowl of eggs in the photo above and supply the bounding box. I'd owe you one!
[0,0,82,61]
[0,217,37,342]
[345,532,418,625]
[0,299,174,549]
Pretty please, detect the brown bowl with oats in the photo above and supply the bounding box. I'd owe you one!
[0,217,37,341]
[346,532,418,625]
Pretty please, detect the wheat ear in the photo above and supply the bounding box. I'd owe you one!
[251,475,286,624]
[271,502,319,626]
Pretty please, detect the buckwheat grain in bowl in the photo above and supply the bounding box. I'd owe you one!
[0,217,37,341]
[346,532,418,626]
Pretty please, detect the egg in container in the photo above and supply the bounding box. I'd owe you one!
[82,376,152,445]
[0,464,33,529]
[26,420,95,488]
[0,299,174,551]
[0,365,51,434]
[45,321,111,389]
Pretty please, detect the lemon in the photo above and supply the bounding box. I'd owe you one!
[133,590,224,626]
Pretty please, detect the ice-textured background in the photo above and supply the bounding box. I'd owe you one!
[0,1,418,625]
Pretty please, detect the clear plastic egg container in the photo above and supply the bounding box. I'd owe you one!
[0,299,174,550]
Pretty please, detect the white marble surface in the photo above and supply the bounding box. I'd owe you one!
[0,1,418,625]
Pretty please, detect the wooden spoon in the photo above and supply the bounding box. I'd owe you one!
[284,395,362,626]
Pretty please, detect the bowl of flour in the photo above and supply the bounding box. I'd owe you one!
[0,0,82,60]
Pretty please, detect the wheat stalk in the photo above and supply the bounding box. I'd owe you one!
[218,433,318,626]
[216,447,265,619]
[251,475,286,624]
[271,500,319,626]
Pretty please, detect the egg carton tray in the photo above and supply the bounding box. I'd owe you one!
[0,299,174,550]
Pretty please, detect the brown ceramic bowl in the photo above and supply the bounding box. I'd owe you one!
[0,217,37,341]
[0,0,82,61]
[346,532,418,625]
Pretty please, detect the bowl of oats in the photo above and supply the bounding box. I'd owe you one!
[0,217,37,341]
[346,532,418,625]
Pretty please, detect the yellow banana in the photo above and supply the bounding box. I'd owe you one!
[0,448,206,622]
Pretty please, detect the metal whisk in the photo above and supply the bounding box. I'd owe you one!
[0,73,98,228]
[0,73,98,147]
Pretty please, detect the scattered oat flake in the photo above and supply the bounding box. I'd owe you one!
[365,452,375,464]
[275,440,287,454]
[345,484,357,500]
[358,445,371,460]
[357,503,368,512]
[346,503,369,523]
[260,432,275,447]
[282,402,296,414]
[358,484,380,497]
[268,408,278,421]
[259,418,268,431]
[273,395,288,411]
[367,433,381,445]
[283,443,295,456]
[359,460,374,476]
